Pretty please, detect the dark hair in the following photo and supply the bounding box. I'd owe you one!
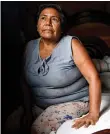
[36,4,67,31]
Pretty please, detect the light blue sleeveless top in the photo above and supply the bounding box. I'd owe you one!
[24,35,89,108]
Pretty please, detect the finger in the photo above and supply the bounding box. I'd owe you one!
[94,118,99,123]
[72,120,80,128]
[84,119,96,128]
[72,120,85,129]
[73,118,80,123]
[84,120,91,128]
[91,120,96,125]
[72,118,80,127]
[76,121,85,129]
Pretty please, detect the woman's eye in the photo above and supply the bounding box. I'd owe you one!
[40,16,46,20]
[52,17,59,22]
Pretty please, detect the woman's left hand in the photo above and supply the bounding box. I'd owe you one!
[72,113,99,129]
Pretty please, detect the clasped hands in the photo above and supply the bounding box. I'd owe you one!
[72,112,99,129]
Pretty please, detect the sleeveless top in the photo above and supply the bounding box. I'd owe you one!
[24,35,89,108]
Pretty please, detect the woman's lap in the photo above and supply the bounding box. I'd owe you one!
[31,101,89,134]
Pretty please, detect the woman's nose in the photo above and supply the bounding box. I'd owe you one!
[46,18,51,25]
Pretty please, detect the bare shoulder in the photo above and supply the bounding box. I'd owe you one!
[71,38,90,63]
[71,38,99,81]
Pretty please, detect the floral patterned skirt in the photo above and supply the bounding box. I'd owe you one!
[31,101,89,134]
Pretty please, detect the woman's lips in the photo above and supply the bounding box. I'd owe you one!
[43,29,53,33]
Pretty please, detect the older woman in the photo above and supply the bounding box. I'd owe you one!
[23,4,101,134]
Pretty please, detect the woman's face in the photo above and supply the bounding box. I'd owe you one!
[37,8,62,41]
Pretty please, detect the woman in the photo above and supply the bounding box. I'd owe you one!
[23,4,101,134]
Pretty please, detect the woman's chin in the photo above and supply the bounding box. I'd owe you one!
[42,34,54,39]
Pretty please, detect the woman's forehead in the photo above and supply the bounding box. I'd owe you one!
[40,8,60,17]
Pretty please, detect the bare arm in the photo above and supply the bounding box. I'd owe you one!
[71,39,101,128]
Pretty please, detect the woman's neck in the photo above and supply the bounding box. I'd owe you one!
[41,38,58,48]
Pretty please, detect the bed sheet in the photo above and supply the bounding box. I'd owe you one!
[56,93,110,134]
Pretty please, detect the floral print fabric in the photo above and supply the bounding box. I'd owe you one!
[31,101,89,134]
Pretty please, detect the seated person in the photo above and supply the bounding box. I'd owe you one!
[22,4,101,134]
